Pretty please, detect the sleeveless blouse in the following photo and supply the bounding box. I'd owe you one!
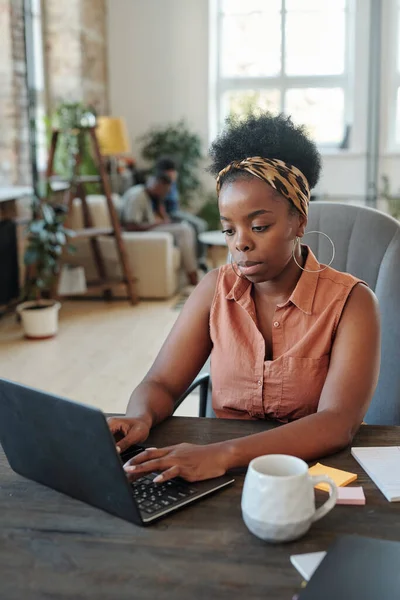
[209,246,363,421]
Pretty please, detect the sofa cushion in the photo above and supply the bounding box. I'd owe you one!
[69,194,121,229]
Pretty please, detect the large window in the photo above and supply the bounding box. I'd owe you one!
[395,0,400,146]
[215,0,353,148]
[24,0,48,182]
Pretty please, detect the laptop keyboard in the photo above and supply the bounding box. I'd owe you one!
[131,473,198,515]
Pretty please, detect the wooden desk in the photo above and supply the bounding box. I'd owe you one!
[0,417,399,599]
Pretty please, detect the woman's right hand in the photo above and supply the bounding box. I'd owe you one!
[107,417,150,453]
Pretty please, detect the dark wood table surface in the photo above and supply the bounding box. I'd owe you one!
[0,417,399,600]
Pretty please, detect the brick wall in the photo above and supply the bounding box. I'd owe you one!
[0,0,30,185]
[45,0,109,114]
[10,0,30,184]
[0,0,14,183]
[0,0,109,185]
[81,0,108,114]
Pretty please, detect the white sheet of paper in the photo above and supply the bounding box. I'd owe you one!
[351,446,400,502]
[290,551,327,581]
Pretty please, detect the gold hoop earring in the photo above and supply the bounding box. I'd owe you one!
[229,253,245,278]
[292,231,335,273]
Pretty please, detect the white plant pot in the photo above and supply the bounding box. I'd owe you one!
[17,300,61,340]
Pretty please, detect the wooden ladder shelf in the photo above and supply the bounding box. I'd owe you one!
[46,127,138,305]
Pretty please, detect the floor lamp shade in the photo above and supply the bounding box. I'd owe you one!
[96,117,131,156]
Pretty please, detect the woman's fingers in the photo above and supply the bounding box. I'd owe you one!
[153,465,180,483]
[115,436,132,454]
[107,418,151,453]
[125,447,168,466]
[115,429,142,453]
[107,417,129,437]
[124,456,170,476]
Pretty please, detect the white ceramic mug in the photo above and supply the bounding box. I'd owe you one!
[241,454,338,543]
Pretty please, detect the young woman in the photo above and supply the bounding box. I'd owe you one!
[109,113,380,484]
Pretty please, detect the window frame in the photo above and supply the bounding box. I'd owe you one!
[24,0,48,183]
[212,0,355,151]
[386,0,400,151]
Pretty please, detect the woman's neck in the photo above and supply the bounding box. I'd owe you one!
[253,245,306,304]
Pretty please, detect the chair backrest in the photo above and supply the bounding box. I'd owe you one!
[306,202,400,425]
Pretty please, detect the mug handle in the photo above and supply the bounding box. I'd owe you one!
[309,475,338,522]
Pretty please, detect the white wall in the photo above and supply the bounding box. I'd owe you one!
[107,0,211,183]
[379,0,400,195]
[107,0,399,202]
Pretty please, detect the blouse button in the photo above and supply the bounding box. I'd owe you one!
[273,321,280,328]
[257,380,262,386]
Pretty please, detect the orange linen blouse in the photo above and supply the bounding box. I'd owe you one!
[210,246,363,421]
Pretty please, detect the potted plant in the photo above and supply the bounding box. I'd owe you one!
[196,192,221,231]
[45,101,100,194]
[139,120,203,207]
[17,198,75,339]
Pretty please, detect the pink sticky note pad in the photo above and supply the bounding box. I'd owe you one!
[336,486,366,505]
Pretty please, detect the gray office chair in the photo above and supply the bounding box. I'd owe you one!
[175,202,400,425]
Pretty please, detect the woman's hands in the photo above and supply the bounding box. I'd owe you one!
[123,442,232,483]
[108,416,233,484]
[107,417,150,453]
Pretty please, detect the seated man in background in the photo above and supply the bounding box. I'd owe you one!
[120,173,199,286]
[155,157,208,271]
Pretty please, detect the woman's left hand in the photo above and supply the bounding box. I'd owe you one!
[123,442,230,483]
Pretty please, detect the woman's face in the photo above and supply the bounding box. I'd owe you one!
[218,177,307,283]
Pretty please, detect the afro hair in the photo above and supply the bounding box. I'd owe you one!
[208,112,322,190]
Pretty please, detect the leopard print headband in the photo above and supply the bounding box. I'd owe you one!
[216,157,310,218]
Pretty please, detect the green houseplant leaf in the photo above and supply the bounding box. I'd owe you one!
[139,120,203,207]
[47,102,100,194]
[23,197,75,302]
